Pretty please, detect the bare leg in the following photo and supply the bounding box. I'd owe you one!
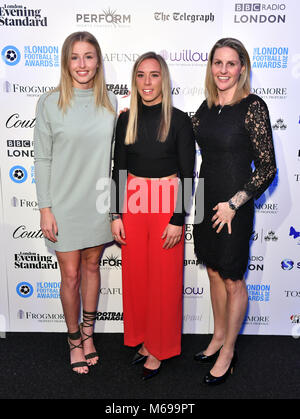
[210,278,248,377]
[204,268,227,355]
[56,250,88,374]
[138,344,149,357]
[80,245,104,366]
[142,345,161,370]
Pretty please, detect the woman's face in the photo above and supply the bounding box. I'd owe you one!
[211,46,245,97]
[69,41,99,89]
[136,58,163,106]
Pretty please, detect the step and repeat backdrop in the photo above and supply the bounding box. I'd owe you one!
[0,0,299,336]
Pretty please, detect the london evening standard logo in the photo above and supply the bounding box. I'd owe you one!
[76,8,131,27]
[0,4,48,27]
[252,47,288,69]
[14,252,58,269]
[234,3,286,24]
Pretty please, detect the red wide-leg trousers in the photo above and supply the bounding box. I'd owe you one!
[121,175,184,360]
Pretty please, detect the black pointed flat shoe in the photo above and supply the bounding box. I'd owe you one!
[131,351,148,365]
[194,348,222,363]
[141,364,161,381]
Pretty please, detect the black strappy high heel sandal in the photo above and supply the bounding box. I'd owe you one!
[68,329,89,375]
[80,310,99,366]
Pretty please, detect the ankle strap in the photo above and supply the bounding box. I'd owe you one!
[82,310,97,328]
[68,329,81,341]
[83,310,97,316]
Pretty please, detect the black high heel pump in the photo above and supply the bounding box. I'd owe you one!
[203,351,237,385]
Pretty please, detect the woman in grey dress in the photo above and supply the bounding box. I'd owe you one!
[34,32,117,375]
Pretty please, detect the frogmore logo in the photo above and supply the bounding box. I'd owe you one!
[1,45,21,66]
[9,165,28,183]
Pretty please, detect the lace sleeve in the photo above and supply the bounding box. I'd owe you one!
[191,100,206,140]
[229,98,277,209]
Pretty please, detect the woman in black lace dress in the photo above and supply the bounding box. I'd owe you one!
[192,38,276,385]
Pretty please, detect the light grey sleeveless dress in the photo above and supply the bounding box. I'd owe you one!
[34,88,117,252]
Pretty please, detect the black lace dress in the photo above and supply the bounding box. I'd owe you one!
[192,94,277,280]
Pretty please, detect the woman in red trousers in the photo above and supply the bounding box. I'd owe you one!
[111,52,195,380]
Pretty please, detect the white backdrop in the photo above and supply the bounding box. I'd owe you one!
[0,0,299,336]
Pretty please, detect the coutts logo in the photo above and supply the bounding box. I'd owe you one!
[0,4,47,27]
[13,225,43,239]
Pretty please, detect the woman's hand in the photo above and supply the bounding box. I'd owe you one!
[161,224,183,249]
[119,108,129,115]
[40,208,58,242]
[111,218,126,245]
[211,202,236,234]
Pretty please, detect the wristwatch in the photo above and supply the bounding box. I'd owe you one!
[110,214,121,222]
[228,199,237,211]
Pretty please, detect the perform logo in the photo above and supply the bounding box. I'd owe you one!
[76,8,131,26]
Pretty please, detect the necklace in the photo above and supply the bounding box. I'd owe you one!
[218,105,224,115]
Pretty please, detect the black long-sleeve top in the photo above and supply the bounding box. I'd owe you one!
[111,102,195,225]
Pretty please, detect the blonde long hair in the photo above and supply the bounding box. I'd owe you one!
[205,38,251,108]
[125,52,172,145]
[55,31,115,113]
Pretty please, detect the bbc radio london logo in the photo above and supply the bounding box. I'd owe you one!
[1,45,21,66]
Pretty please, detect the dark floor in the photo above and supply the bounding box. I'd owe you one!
[0,333,299,401]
